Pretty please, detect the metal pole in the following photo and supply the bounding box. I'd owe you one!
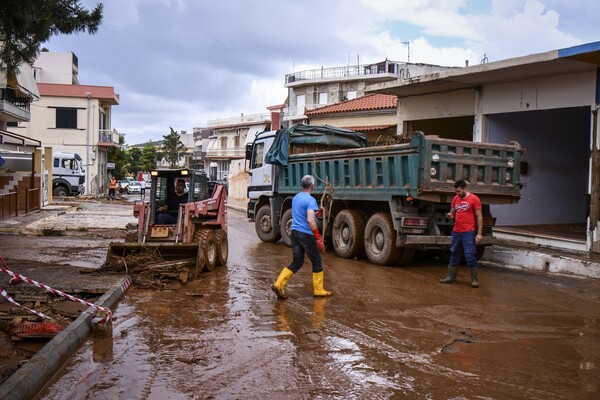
[86,92,91,195]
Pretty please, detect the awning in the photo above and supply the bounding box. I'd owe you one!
[206,137,218,151]
[244,124,266,145]
[0,129,41,152]
[16,63,40,100]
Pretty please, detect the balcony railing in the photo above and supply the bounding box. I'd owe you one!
[98,129,120,146]
[0,87,31,112]
[208,112,270,128]
[285,60,408,84]
[206,147,245,159]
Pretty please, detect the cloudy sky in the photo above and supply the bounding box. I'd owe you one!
[44,0,599,145]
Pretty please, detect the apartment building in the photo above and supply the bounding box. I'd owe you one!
[8,52,120,196]
[0,62,42,219]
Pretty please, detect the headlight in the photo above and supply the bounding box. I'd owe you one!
[432,154,440,162]
[430,167,437,176]
[507,159,514,168]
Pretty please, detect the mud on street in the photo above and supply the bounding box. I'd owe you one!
[0,204,599,399]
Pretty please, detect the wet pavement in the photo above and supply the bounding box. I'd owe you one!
[33,209,599,400]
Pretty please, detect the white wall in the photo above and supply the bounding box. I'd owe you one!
[34,52,77,84]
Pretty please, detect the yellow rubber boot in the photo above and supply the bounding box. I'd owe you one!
[272,267,294,299]
[313,271,333,297]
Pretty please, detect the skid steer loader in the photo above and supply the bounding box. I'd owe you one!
[106,169,228,281]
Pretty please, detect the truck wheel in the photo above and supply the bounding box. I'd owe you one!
[53,186,69,197]
[194,229,217,272]
[364,213,402,265]
[215,229,229,266]
[255,205,281,243]
[280,209,293,246]
[332,209,365,258]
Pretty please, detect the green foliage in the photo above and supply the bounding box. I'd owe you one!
[141,143,158,171]
[162,127,187,168]
[107,130,128,179]
[127,147,142,175]
[0,0,103,75]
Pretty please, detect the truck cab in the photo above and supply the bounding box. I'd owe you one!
[52,152,85,196]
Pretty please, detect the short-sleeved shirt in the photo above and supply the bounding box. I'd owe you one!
[165,192,188,212]
[291,191,319,235]
[140,180,146,189]
[451,193,481,233]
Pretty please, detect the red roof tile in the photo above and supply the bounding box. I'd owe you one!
[306,94,396,115]
[341,124,396,131]
[37,83,120,105]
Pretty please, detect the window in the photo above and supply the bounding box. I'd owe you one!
[56,108,77,129]
[220,136,228,148]
[296,94,305,115]
[319,92,328,105]
[346,91,357,100]
[234,136,240,148]
[252,142,264,169]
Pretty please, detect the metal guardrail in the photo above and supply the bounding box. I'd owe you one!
[207,113,270,128]
[206,147,245,158]
[98,130,120,145]
[284,60,408,84]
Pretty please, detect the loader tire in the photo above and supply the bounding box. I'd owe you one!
[215,229,228,266]
[194,229,217,273]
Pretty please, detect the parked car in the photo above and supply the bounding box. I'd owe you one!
[127,181,142,195]
[118,177,134,193]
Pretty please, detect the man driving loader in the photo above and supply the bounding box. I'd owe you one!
[156,178,188,224]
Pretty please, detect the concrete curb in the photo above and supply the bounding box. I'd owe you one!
[0,276,132,400]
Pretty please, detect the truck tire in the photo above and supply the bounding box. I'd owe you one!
[332,209,365,259]
[194,229,217,272]
[215,229,229,266]
[53,186,69,197]
[364,213,402,265]
[255,205,281,243]
[280,209,293,246]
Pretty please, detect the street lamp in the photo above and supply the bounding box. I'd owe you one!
[402,41,410,64]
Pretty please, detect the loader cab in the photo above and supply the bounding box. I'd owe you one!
[149,169,210,224]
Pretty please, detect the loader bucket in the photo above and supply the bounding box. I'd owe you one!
[106,242,205,282]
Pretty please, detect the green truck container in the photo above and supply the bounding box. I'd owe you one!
[247,125,523,265]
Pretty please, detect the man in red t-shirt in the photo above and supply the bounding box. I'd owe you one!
[440,180,483,288]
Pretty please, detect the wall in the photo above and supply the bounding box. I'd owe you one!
[227,159,249,210]
[34,52,76,84]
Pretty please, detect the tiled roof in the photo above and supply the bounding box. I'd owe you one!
[37,83,120,105]
[306,93,396,115]
[341,124,396,131]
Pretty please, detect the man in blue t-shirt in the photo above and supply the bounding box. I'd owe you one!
[272,175,332,299]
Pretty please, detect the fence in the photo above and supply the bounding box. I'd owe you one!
[0,186,40,221]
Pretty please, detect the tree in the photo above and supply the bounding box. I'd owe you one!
[162,127,187,168]
[127,147,142,175]
[141,143,158,172]
[106,130,128,179]
[0,0,103,76]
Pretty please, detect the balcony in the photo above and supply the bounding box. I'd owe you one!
[206,147,245,159]
[0,88,31,122]
[97,129,121,147]
[284,60,409,86]
[208,112,270,129]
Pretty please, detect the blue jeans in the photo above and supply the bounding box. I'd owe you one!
[449,231,477,268]
[157,212,177,224]
[288,230,322,273]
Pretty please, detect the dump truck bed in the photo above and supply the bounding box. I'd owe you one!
[277,132,523,204]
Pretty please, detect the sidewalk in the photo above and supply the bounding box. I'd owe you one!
[0,200,138,237]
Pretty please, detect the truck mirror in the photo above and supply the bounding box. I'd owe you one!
[245,144,253,161]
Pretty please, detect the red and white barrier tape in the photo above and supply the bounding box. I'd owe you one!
[0,286,54,321]
[0,260,113,325]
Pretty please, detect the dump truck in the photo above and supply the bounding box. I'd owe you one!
[106,168,228,282]
[246,124,523,266]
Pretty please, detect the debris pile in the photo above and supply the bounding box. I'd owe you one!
[95,247,196,289]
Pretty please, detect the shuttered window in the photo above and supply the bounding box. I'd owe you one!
[56,108,77,129]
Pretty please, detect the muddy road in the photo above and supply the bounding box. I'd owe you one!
[31,209,600,399]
